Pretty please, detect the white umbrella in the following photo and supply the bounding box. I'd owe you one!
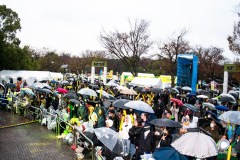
[124,101,154,113]
[117,85,129,91]
[218,111,240,125]
[181,86,192,92]
[171,132,218,159]
[96,90,110,98]
[105,80,119,87]
[202,102,216,110]
[77,88,97,97]
[120,88,138,95]
[196,95,208,99]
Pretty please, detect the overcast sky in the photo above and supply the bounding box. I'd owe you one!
[1,0,240,61]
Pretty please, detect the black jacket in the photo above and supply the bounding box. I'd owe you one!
[128,126,142,147]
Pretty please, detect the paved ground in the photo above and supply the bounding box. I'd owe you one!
[0,109,78,160]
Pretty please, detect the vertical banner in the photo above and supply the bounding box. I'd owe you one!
[211,81,215,91]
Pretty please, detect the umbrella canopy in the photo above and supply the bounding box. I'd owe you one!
[183,104,199,112]
[35,88,53,94]
[120,88,138,95]
[124,101,154,113]
[171,132,218,159]
[63,93,78,100]
[149,119,182,128]
[78,88,97,97]
[219,93,236,103]
[170,98,183,107]
[181,86,192,92]
[56,88,68,94]
[94,127,127,155]
[218,111,240,125]
[196,89,210,95]
[170,88,179,94]
[21,88,35,95]
[117,86,129,91]
[69,99,80,105]
[30,83,44,89]
[88,84,100,90]
[196,95,208,99]
[153,147,188,160]
[112,99,131,109]
[96,90,110,98]
[228,90,238,99]
[215,105,229,111]
[202,102,216,110]
[149,88,162,94]
[107,95,116,101]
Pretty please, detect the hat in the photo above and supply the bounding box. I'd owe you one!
[106,119,113,127]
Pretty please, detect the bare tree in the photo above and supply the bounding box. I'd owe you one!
[194,46,225,81]
[227,4,240,54]
[158,29,190,87]
[100,19,153,76]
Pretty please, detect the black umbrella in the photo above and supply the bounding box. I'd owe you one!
[88,84,100,90]
[149,118,182,128]
[112,99,130,109]
[150,88,162,94]
[134,86,144,93]
[63,93,78,100]
[35,88,53,94]
[219,96,236,103]
[69,99,80,105]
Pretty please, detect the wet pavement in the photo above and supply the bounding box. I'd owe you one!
[0,110,78,160]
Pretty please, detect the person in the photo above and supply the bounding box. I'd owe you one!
[226,123,235,141]
[170,102,179,122]
[105,119,116,131]
[205,120,221,142]
[128,118,142,159]
[141,112,149,127]
[108,109,119,132]
[157,128,172,147]
[119,115,132,139]
[233,134,240,159]
[135,125,155,160]
[88,106,98,128]
[164,109,174,120]
[153,98,165,119]
[97,108,105,128]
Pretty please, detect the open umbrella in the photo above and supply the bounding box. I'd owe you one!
[149,119,182,128]
[0,83,5,90]
[94,127,128,155]
[153,147,188,160]
[112,99,130,109]
[63,93,78,100]
[215,105,229,111]
[69,99,80,105]
[124,101,154,113]
[120,88,138,95]
[228,90,239,99]
[196,89,210,95]
[196,95,208,99]
[88,84,100,90]
[96,90,110,98]
[218,111,240,125]
[183,104,199,112]
[202,102,216,110]
[21,88,35,96]
[149,88,162,94]
[56,88,68,94]
[219,93,236,103]
[171,132,218,159]
[181,86,192,92]
[78,88,97,97]
[171,88,179,94]
[170,98,183,107]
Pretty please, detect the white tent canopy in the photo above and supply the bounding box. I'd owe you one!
[130,77,162,88]
[0,70,63,86]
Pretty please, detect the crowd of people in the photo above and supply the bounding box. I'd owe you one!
[0,77,240,160]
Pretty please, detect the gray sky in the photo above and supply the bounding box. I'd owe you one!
[1,0,240,61]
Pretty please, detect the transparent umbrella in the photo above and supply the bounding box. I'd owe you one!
[218,111,240,125]
[171,132,218,159]
[94,127,128,156]
[124,100,154,113]
[78,88,97,97]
